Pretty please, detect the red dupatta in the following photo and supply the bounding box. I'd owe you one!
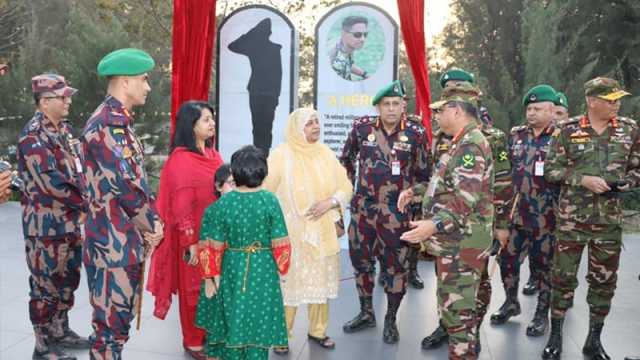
[147,146,223,319]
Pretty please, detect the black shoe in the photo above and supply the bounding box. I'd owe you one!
[541,318,564,360]
[523,277,538,296]
[382,315,399,344]
[408,269,424,289]
[33,345,77,360]
[624,356,640,360]
[582,321,611,360]
[343,297,376,333]
[526,304,549,337]
[490,298,521,325]
[421,323,448,349]
[52,328,91,350]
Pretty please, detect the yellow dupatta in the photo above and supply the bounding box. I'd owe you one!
[264,108,352,258]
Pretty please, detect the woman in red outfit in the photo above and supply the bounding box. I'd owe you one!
[148,101,223,360]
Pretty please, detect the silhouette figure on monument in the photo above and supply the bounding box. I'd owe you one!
[228,18,283,153]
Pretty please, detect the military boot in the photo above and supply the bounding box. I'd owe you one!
[33,328,77,360]
[52,314,91,349]
[526,302,549,337]
[382,296,401,344]
[541,317,564,360]
[343,296,376,333]
[522,275,538,296]
[421,320,448,349]
[582,321,611,360]
[407,247,424,289]
[490,290,521,325]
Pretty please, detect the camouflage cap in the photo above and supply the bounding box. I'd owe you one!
[584,77,631,101]
[522,84,557,107]
[439,67,475,88]
[372,80,405,106]
[97,48,155,77]
[554,92,569,109]
[31,73,77,97]
[430,82,481,110]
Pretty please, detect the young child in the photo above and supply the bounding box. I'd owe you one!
[196,146,290,360]
[214,163,234,197]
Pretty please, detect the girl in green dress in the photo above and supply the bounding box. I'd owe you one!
[196,146,291,360]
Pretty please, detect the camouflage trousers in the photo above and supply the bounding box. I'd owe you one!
[348,208,409,298]
[437,247,485,360]
[550,224,622,322]
[499,226,555,307]
[25,233,82,344]
[86,263,142,360]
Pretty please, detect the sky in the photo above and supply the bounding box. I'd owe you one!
[364,0,452,42]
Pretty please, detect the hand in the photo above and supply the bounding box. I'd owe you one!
[188,243,199,266]
[78,212,87,225]
[144,220,164,248]
[397,188,414,213]
[400,220,436,243]
[305,199,333,221]
[204,276,220,298]
[0,170,11,203]
[495,229,509,249]
[581,176,611,194]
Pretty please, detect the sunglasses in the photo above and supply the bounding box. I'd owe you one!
[349,31,368,39]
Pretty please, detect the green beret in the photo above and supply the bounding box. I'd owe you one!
[439,68,475,88]
[584,77,631,100]
[372,80,405,106]
[97,48,155,77]
[554,92,569,109]
[430,82,481,110]
[522,84,557,107]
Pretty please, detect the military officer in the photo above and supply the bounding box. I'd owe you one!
[553,92,570,124]
[340,80,431,344]
[402,86,494,359]
[17,73,90,360]
[81,48,163,360]
[491,85,561,338]
[542,77,638,360]
[420,72,511,353]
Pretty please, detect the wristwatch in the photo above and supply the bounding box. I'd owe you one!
[433,219,446,233]
[330,197,339,208]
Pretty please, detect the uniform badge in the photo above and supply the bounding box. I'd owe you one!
[400,135,408,142]
[461,153,475,168]
[367,133,375,142]
[112,128,125,135]
[437,143,449,151]
[498,150,508,162]
[122,147,132,159]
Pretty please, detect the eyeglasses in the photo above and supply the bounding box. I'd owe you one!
[43,96,68,101]
[349,31,368,39]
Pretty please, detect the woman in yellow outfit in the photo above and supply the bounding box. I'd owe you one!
[264,108,353,354]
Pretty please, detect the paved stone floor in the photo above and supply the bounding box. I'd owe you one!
[1,201,639,359]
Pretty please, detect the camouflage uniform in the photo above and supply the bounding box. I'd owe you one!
[430,119,511,328]
[498,124,559,312]
[17,74,87,357]
[330,42,355,81]
[82,95,157,360]
[423,121,494,359]
[340,114,430,304]
[18,112,85,344]
[545,114,640,322]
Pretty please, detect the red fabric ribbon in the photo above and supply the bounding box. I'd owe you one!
[397,0,433,144]
[171,0,217,142]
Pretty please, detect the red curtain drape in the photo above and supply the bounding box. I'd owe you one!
[171,0,217,142]
[397,0,433,144]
